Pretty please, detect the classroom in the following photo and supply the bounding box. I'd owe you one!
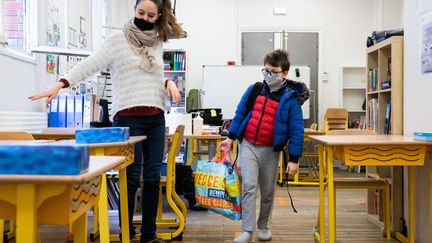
[0,0,430,242]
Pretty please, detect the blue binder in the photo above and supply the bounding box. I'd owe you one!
[66,95,75,128]
[48,96,59,127]
[74,95,84,128]
[57,95,67,128]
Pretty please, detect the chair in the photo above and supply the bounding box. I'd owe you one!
[322,108,348,133]
[317,129,391,239]
[132,125,187,241]
[0,131,34,243]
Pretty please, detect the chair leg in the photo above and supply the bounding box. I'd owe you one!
[384,182,391,240]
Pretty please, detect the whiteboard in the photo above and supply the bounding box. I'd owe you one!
[202,65,310,119]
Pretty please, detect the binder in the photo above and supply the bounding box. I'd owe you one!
[48,96,59,127]
[66,95,75,128]
[83,94,94,128]
[57,95,67,128]
[74,95,84,128]
[83,94,99,128]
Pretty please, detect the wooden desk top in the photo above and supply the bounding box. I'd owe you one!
[309,135,432,145]
[304,129,325,135]
[0,156,125,184]
[32,128,76,136]
[53,136,146,147]
[183,135,226,140]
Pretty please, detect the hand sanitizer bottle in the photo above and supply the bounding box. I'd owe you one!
[193,113,203,135]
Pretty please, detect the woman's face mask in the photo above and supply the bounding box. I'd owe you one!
[134,17,155,31]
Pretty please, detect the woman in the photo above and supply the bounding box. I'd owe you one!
[29,1,186,242]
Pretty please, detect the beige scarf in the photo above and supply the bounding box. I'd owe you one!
[123,18,158,72]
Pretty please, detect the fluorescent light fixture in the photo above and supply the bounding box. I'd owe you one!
[273,7,286,15]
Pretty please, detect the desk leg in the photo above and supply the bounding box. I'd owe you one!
[16,184,37,243]
[186,138,196,166]
[119,168,131,243]
[408,167,415,243]
[98,173,110,243]
[0,220,4,243]
[318,144,325,242]
[327,146,336,242]
[72,211,87,243]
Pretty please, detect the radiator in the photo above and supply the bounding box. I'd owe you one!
[0,111,47,132]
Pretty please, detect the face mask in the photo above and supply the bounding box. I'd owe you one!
[263,73,285,92]
[134,17,154,31]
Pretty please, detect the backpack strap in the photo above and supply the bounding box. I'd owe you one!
[246,82,264,113]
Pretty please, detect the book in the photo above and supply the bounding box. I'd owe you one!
[413,132,432,141]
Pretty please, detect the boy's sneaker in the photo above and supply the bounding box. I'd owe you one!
[233,231,253,243]
[258,229,272,241]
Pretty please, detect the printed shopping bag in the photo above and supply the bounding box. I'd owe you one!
[193,153,241,220]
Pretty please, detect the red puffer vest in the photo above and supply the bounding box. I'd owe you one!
[243,95,279,146]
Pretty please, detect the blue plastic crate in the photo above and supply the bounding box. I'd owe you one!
[76,127,130,144]
[0,144,89,175]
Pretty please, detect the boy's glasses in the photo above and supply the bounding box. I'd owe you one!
[262,68,282,78]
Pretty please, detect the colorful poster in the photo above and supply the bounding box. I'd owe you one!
[46,54,57,74]
[421,13,432,75]
[47,0,63,47]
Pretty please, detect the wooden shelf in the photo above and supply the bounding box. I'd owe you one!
[366,36,404,234]
[367,89,392,95]
[343,87,366,90]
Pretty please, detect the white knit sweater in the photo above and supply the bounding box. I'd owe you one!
[64,31,165,116]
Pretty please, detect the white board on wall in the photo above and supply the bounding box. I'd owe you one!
[202,65,310,120]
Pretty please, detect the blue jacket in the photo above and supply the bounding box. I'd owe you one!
[228,82,305,162]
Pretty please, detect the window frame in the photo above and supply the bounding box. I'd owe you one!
[0,0,4,36]
[0,0,34,58]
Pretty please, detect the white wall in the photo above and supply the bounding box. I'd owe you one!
[164,0,376,123]
[0,51,45,112]
[404,0,432,242]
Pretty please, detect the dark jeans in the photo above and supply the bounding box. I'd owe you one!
[113,112,165,242]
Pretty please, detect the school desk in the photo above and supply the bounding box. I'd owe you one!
[0,155,125,243]
[32,128,76,140]
[309,135,430,243]
[54,136,146,243]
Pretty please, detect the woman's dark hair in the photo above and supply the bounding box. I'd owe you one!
[135,0,186,42]
[263,49,291,72]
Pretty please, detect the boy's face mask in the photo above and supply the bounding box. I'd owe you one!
[262,68,286,92]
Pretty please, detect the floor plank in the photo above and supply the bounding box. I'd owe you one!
[7,169,394,242]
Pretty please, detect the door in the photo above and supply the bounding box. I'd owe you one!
[241,32,274,65]
[241,31,319,127]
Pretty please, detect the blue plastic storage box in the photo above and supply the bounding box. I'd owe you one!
[76,127,130,144]
[0,144,89,175]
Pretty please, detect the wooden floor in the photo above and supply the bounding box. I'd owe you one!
[8,169,394,242]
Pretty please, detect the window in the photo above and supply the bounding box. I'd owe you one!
[1,0,29,53]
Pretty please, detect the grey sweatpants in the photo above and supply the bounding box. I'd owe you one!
[239,140,280,232]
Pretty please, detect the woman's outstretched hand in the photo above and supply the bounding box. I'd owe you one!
[28,82,65,104]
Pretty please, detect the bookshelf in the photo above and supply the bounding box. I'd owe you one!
[340,66,367,128]
[365,36,404,233]
[163,49,187,113]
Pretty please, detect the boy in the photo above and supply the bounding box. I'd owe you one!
[219,49,308,243]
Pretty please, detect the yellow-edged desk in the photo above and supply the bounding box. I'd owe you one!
[54,136,146,243]
[278,129,325,186]
[0,155,125,243]
[32,128,76,140]
[309,135,430,243]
